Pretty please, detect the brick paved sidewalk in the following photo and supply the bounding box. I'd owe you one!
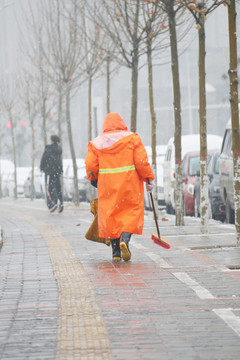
[0,198,240,360]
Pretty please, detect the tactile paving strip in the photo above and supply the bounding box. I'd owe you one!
[22,215,112,360]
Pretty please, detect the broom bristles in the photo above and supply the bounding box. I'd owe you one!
[151,233,171,249]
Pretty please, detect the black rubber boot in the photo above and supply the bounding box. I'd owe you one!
[120,232,132,261]
[111,238,121,262]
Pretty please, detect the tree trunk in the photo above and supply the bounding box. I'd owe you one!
[30,156,35,201]
[58,87,63,144]
[88,75,92,141]
[57,87,63,201]
[29,113,35,201]
[88,74,96,200]
[106,56,110,113]
[198,13,209,233]
[9,113,17,200]
[228,0,240,245]
[168,3,183,226]
[147,28,158,218]
[66,84,79,206]
[130,0,140,133]
[0,146,2,198]
[130,53,139,133]
[42,98,47,147]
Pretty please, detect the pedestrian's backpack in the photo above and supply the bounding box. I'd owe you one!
[42,146,62,175]
[45,154,58,175]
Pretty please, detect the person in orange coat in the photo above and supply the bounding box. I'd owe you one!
[85,113,154,262]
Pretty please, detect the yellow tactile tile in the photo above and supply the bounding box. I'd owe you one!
[20,216,112,360]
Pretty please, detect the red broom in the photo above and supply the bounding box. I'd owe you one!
[147,179,171,249]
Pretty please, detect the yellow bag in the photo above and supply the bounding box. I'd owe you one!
[85,199,111,246]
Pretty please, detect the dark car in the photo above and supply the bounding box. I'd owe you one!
[194,151,225,222]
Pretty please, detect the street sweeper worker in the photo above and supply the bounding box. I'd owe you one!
[85,112,154,262]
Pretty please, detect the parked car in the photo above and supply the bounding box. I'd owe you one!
[219,119,234,223]
[62,159,73,200]
[1,171,11,197]
[163,134,223,214]
[0,159,14,197]
[182,151,201,216]
[144,145,166,210]
[63,158,90,202]
[194,151,225,221]
[0,159,14,174]
[8,167,31,197]
[24,167,45,199]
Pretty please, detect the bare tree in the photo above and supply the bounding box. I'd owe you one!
[19,70,40,200]
[155,0,192,226]
[76,2,106,142]
[32,0,88,205]
[0,78,18,199]
[226,0,240,244]
[93,0,149,132]
[21,0,84,204]
[20,2,56,148]
[38,57,53,147]
[85,1,120,114]
[140,1,169,217]
[181,0,225,233]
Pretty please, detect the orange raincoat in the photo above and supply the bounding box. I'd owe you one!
[85,113,154,239]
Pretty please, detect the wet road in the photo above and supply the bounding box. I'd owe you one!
[0,198,240,359]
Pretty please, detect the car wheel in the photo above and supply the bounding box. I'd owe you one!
[194,195,199,217]
[220,215,226,223]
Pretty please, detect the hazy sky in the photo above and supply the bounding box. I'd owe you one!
[0,1,239,162]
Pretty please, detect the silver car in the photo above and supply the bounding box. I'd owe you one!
[219,119,234,223]
[63,158,90,202]
[23,167,45,198]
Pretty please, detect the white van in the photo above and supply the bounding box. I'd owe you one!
[163,134,223,214]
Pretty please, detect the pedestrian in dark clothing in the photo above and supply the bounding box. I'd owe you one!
[40,135,64,213]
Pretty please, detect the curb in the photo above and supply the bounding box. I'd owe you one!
[0,225,2,252]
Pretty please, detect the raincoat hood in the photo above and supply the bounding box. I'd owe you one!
[102,113,128,133]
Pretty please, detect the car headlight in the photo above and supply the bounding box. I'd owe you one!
[187,183,194,195]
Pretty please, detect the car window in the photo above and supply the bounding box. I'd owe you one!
[165,148,172,161]
[214,157,220,174]
[182,157,187,178]
[221,129,232,156]
[189,156,200,176]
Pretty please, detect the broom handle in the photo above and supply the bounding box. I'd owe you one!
[147,178,161,238]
